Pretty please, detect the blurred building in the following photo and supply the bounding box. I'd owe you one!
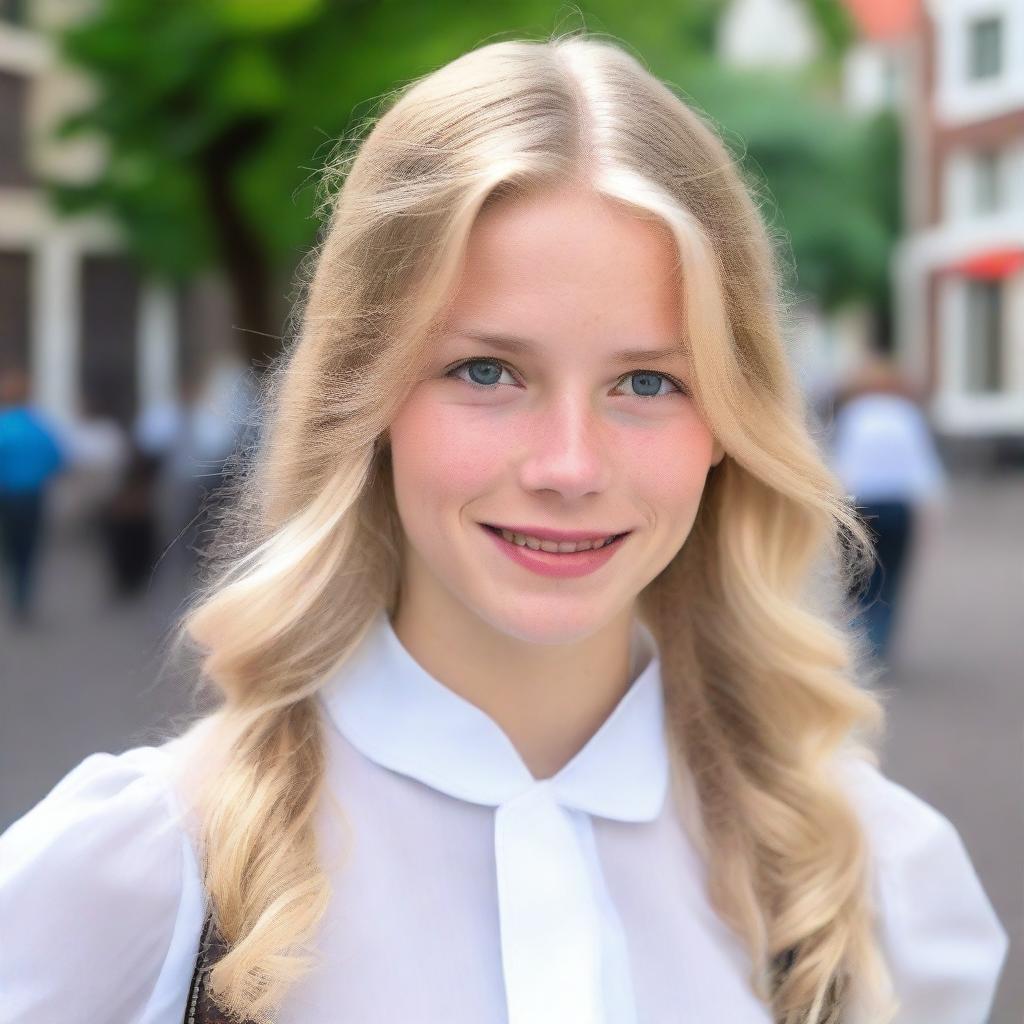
[717,0,823,70]
[841,0,919,114]
[893,0,1024,444]
[0,1,233,433]
[718,0,914,112]
[719,0,1024,449]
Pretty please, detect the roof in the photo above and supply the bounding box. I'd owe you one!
[842,0,920,41]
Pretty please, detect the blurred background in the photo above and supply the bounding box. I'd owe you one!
[0,0,1020,1016]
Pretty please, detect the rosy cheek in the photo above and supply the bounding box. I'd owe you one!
[391,385,715,510]
[390,395,504,497]
[618,418,716,505]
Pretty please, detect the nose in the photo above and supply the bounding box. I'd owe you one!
[517,393,613,499]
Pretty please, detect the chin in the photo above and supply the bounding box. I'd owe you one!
[469,599,626,648]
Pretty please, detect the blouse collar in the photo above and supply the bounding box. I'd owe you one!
[318,608,668,822]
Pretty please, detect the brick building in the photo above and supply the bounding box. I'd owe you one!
[892,0,1024,441]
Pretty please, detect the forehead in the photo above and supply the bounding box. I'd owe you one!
[442,188,684,347]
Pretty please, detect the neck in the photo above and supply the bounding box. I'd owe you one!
[391,599,636,780]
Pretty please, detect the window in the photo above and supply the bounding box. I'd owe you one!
[964,280,1004,394]
[0,71,31,186]
[881,53,900,106]
[973,150,1001,213]
[967,15,1003,80]
[0,0,27,26]
[0,251,31,372]
[80,255,140,426]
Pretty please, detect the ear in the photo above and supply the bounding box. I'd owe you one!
[710,438,725,467]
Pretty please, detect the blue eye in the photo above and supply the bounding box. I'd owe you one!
[446,358,515,389]
[445,358,687,398]
[615,370,686,399]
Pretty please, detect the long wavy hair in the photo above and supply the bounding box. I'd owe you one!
[169,30,896,1024]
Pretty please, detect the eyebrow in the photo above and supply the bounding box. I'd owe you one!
[454,329,687,365]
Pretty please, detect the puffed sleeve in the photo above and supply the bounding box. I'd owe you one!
[838,757,1009,1024]
[0,744,206,1024]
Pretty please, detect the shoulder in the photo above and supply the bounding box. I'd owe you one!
[836,754,955,858]
[0,737,207,1023]
[835,755,1009,1024]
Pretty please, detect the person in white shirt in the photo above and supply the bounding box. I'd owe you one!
[62,394,132,527]
[829,357,948,663]
[0,34,1008,1024]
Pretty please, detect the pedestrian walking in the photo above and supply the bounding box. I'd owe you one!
[830,355,947,663]
[62,392,131,527]
[0,367,66,622]
[0,35,1006,1024]
[156,361,255,582]
[102,440,161,597]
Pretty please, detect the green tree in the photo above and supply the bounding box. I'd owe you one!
[683,63,901,311]
[51,0,584,365]
[50,0,896,366]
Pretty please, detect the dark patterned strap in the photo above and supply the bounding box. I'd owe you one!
[184,912,261,1024]
[773,946,845,1021]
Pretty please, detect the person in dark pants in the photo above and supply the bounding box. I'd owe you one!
[830,354,946,665]
[854,500,915,661]
[101,442,160,597]
[0,368,66,622]
[0,490,45,618]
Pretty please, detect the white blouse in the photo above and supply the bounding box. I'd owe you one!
[0,610,1008,1024]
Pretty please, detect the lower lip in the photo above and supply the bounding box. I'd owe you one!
[480,524,630,578]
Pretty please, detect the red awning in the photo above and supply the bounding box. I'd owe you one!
[945,247,1024,280]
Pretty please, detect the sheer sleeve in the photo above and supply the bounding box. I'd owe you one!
[839,757,1009,1024]
[0,744,206,1024]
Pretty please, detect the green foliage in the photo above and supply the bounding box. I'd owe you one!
[48,0,897,318]
[802,0,856,60]
[673,63,901,309]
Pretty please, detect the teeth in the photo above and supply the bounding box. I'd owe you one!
[498,528,618,553]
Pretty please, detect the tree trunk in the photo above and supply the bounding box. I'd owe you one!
[198,118,280,372]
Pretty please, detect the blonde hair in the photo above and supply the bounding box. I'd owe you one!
[171,30,895,1024]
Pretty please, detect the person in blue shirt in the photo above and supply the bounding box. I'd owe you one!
[0,367,66,622]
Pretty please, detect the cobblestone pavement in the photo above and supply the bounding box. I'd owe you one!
[2,472,1021,1019]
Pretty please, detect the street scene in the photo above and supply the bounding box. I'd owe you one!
[1,0,1022,1021]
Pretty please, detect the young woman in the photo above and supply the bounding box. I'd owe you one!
[0,33,1008,1024]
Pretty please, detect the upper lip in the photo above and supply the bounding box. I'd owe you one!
[482,522,630,542]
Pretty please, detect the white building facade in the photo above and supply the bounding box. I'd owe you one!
[0,2,226,432]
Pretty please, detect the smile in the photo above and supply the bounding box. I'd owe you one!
[482,525,626,552]
[479,523,631,579]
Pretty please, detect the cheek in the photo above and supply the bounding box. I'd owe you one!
[620,416,717,519]
[388,395,500,511]
[388,388,717,525]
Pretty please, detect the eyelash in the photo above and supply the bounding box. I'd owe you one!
[444,357,689,399]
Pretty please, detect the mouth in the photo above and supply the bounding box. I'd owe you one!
[481,523,631,551]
